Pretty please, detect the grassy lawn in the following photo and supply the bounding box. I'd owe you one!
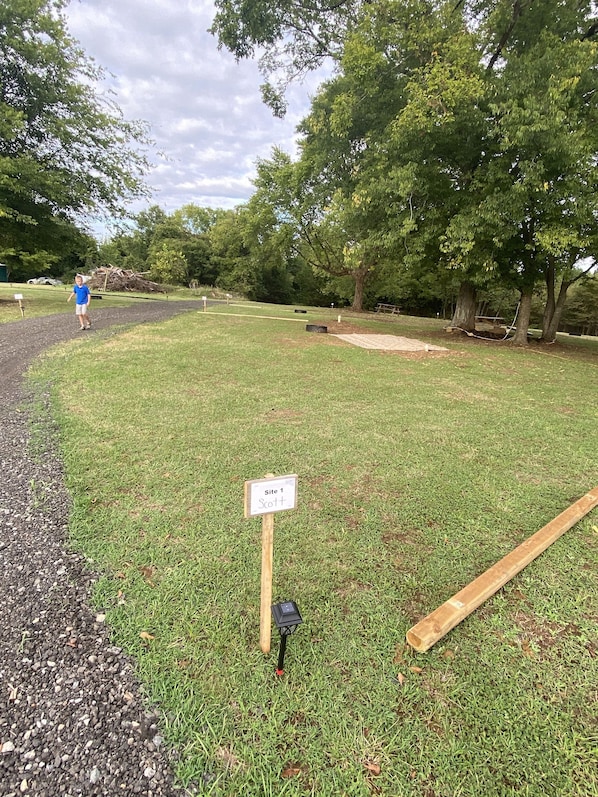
[27,305,598,797]
[0,282,74,321]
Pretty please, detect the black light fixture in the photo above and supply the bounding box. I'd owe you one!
[271,600,303,675]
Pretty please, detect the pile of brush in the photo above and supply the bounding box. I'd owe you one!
[88,266,165,293]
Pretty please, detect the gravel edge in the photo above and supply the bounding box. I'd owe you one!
[0,302,202,796]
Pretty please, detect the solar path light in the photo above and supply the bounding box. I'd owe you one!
[271,601,302,675]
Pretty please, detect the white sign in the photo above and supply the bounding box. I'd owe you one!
[244,474,298,517]
[14,294,23,300]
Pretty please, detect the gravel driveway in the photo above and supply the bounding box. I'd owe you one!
[0,301,202,796]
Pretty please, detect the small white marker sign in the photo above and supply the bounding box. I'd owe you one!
[244,474,298,518]
[14,294,23,300]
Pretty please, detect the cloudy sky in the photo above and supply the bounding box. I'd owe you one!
[65,0,327,231]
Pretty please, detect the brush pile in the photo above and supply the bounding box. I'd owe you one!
[88,265,165,293]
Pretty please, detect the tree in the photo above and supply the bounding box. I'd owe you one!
[350,0,598,341]
[472,2,598,343]
[541,257,597,343]
[0,0,151,276]
[207,208,255,293]
[280,2,491,311]
[247,146,378,309]
[99,204,229,287]
[171,205,226,236]
[148,241,188,285]
[171,205,228,285]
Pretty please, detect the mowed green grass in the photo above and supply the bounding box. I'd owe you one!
[29,306,598,797]
[0,283,74,321]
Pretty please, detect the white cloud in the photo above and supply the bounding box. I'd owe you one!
[65,0,326,231]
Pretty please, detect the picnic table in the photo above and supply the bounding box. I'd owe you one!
[475,315,505,325]
[375,303,400,315]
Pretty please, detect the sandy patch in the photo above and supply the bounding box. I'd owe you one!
[332,334,448,352]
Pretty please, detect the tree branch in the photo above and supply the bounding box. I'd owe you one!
[486,0,531,72]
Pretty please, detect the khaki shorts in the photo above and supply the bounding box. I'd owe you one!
[75,304,88,315]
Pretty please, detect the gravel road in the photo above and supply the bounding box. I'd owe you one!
[0,301,202,797]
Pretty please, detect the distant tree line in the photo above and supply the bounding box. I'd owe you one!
[98,201,598,338]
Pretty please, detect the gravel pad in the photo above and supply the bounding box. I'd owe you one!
[0,302,201,796]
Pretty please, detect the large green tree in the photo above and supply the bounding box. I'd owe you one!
[0,0,151,277]
[316,1,598,340]
[243,3,489,310]
[213,0,598,341]
[440,1,598,342]
[245,147,371,308]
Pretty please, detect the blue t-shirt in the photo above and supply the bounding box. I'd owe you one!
[73,283,90,304]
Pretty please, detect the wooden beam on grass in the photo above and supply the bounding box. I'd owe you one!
[406,487,598,653]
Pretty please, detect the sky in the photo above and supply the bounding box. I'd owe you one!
[64,0,327,234]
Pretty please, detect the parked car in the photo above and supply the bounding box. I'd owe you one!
[27,277,63,285]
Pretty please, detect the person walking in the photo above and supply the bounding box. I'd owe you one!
[67,274,91,330]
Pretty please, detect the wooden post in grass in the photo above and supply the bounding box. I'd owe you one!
[260,511,275,653]
[14,293,24,317]
[244,474,298,654]
[406,486,598,653]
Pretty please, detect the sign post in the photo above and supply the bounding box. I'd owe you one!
[259,511,274,653]
[244,474,298,653]
[14,294,24,317]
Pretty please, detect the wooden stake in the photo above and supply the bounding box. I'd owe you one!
[259,512,274,653]
[406,487,598,653]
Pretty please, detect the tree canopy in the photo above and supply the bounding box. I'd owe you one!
[210,0,360,114]
[0,0,151,276]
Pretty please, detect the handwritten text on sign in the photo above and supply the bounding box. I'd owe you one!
[244,475,298,517]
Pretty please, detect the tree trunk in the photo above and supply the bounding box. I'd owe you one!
[450,281,477,331]
[351,265,369,312]
[541,257,595,343]
[542,258,556,339]
[542,282,571,343]
[511,286,532,345]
